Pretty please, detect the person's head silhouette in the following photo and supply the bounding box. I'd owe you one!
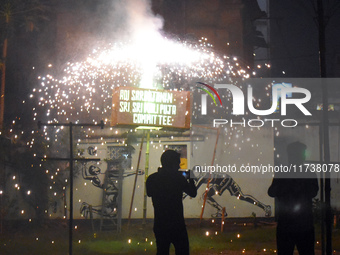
[161,150,181,171]
[287,141,307,165]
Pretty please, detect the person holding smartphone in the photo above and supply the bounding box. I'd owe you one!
[146,150,197,255]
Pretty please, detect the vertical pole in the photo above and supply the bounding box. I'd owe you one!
[128,132,145,226]
[36,121,103,254]
[117,161,123,233]
[323,86,332,255]
[69,123,73,255]
[200,128,220,223]
[142,130,150,225]
[319,124,325,255]
[317,1,332,254]
[317,0,327,78]
[266,0,270,63]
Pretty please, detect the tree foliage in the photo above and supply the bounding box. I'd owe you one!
[0,0,49,131]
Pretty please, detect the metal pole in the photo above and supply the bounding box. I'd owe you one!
[128,132,145,226]
[142,130,150,225]
[69,123,73,255]
[37,121,103,255]
[317,0,332,254]
[200,128,220,223]
[319,124,325,255]
[117,161,123,233]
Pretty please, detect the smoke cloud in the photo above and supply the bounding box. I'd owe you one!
[105,0,164,43]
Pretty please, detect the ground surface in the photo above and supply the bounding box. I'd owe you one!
[0,218,339,254]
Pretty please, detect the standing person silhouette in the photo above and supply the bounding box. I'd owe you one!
[146,150,197,255]
[268,141,319,255]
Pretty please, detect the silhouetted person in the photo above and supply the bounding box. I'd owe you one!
[268,142,319,255]
[146,150,197,255]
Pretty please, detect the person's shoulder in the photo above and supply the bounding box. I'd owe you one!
[148,172,158,178]
[147,172,159,182]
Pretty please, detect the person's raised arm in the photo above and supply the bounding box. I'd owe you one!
[183,170,197,198]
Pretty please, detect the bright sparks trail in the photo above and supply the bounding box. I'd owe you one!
[8,37,270,210]
[32,37,251,125]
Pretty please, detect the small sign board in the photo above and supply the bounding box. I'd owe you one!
[111,87,191,129]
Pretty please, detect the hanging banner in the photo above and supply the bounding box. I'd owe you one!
[111,87,191,129]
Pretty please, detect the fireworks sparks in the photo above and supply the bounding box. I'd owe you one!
[31,37,251,126]
[4,37,273,222]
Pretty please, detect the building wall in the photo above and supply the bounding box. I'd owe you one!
[66,124,340,220]
[69,125,275,220]
[6,123,337,221]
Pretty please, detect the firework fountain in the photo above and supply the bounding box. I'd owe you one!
[0,2,278,254]
[6,0,275,233]
[5,0,273,213]
[32,39,250,126]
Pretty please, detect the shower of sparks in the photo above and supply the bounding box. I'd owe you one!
[30,37,252,126]
[5,37,275,221]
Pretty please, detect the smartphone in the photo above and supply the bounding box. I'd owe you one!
[180,170,190,179]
